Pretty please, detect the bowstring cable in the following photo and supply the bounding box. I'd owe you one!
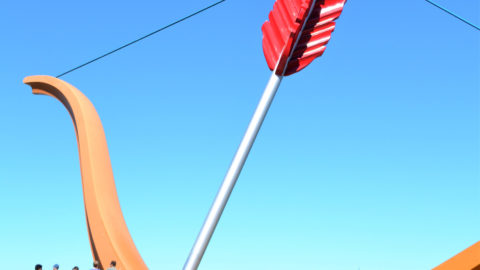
[57,0,226,78]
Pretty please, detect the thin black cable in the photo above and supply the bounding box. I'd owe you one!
[425,0,480,31]
[57,0,226,78]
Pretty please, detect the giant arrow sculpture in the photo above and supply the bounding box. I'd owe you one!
[184,1,347,269]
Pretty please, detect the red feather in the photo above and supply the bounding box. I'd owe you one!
[262,0,346,76]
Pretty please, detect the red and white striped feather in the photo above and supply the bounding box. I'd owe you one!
[262,0,346,76]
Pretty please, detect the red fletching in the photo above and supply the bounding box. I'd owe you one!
[262,0,346,76]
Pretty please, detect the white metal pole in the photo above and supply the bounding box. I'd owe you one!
[184,1,322,269]
[183,72,283,270]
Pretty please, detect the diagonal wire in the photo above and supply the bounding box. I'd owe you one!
[425,0,480,31]
[57,0,226,78]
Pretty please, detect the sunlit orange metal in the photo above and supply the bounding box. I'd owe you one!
[24,75,148,270]
[22,75,479,270]
[434,241,480,270]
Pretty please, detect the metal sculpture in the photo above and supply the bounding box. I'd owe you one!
[24,75,148,270]
[21,2,476,269]
[184,1,346,269]
[434,241,480,270]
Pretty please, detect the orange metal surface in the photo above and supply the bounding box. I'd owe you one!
[22,75,478,270]
[24,75,148,270]
[434,241,480,270]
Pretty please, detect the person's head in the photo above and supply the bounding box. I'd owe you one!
[53,264,59,270]
[35,264,42,270]
[93,261,100,268]
[72,267,79,270]
[110,261,116,267]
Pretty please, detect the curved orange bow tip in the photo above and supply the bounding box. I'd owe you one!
[24,75,148,270]
[434,241,480,270]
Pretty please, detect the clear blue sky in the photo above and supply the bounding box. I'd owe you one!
[0,1,478,269]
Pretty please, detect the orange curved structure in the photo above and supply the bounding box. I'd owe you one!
[434,241,480,270]
[24,75,148,270]
[22,75,479,270]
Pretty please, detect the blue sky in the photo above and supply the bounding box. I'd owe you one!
[0,0,478,269]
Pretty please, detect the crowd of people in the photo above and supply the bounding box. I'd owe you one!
[34,260,117,270]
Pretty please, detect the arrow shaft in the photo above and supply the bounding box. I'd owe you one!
[282,0,318,75]
[183,72,283,270]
